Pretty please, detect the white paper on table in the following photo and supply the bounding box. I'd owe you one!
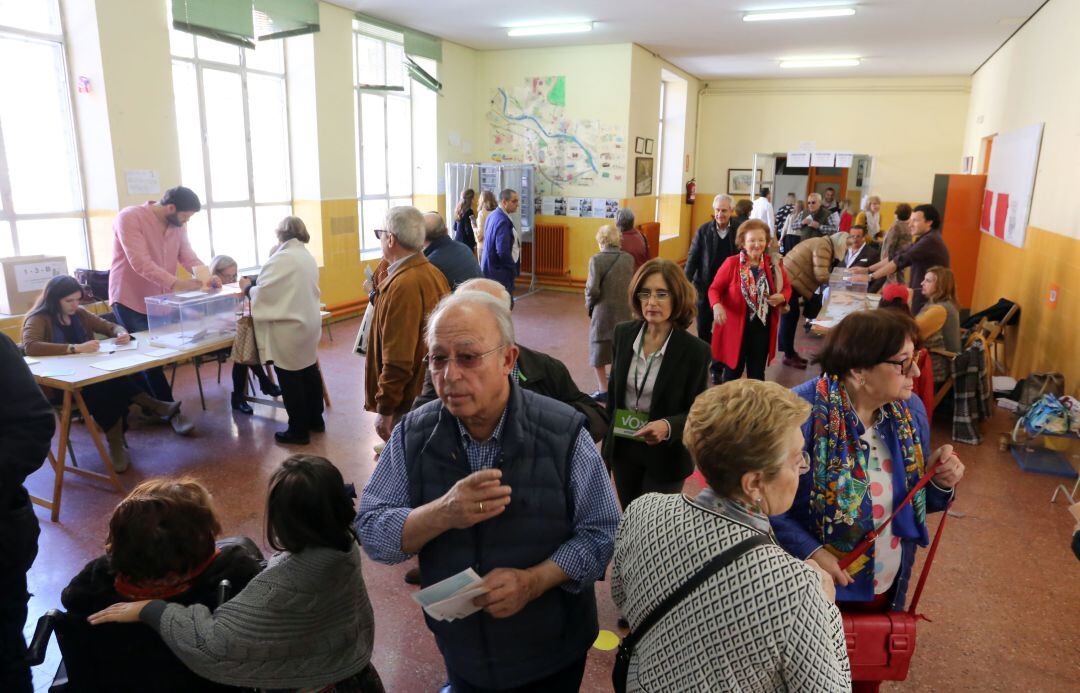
[23,356,40,365]
[34,368,76,377]
[143,346,180,358]
[174,290,206,298]
[811,318,837,329]
[99,338,138,353]
[90,354,156,371]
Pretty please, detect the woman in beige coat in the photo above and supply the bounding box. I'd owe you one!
[249,217,323,445]
[585,224,634,400]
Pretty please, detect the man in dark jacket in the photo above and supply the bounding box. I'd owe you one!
[480,188,520,297]
[413,279,608,442]
[423,212,482,290]
[684,194,737,382]
[783,192,836,254]
[0,333,56,692]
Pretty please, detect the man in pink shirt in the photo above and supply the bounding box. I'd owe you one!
[109,186,213,435]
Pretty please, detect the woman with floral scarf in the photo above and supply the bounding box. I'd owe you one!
[772,310,964,616]
[708,219,790,382]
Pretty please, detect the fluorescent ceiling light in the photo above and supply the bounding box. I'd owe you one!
[507,22,593,37]
[779,57,860,68]
[744,7,856,22]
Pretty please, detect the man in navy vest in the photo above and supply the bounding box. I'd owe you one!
[357,291,620,692]
[480,188,520,300]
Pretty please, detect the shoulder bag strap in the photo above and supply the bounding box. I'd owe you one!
[837,457,944,571]
[595,254,618,292]
[906,499,952,614]
[622,534,771,652]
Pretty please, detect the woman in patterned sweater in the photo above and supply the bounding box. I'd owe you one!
[612,380,850,692]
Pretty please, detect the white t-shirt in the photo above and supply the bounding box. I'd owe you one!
[750,196,775,234]
[861,425,902,594]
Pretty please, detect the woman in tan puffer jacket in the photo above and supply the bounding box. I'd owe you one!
[777,233,848,367]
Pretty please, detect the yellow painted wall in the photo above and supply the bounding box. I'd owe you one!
[695,77,970,203]
[960,0,1079,390]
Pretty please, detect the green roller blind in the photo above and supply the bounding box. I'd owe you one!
[355,12,442,62]
[253,0,319,41]
[172,0,319,48]
[406,57,442,94]
[172,0,254,48]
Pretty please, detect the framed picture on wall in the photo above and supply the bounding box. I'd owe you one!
[635,137,646,154]
[727,169,761,196]
[644,139,654,155]
[635,157,654,196]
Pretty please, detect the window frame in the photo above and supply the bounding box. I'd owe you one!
[353,23,416,255]
[0,7,90,269]
[169,17,293,269]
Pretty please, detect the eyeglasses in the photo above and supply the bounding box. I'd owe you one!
[794,451,811,474]
[882,355,919,375]
[636,290,671,303]
[426,344,506,372]
[374,229,390,240]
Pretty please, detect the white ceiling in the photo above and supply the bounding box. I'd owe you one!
[330,0,1045,79]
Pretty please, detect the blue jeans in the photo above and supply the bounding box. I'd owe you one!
[111,302,174,402]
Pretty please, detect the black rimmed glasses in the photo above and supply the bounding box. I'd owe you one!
[426,344,506,372]
[882,355,919,375]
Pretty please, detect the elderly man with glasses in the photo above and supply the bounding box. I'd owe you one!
[357,289,620,693]
[365,206,451,441]
[783,192,836,255]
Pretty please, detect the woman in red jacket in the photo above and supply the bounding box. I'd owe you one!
[709,219,790,382]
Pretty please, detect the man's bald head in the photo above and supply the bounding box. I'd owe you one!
[423,212,449,243]
[456,278,513,311]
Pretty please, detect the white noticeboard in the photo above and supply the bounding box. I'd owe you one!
[980,123,1043,248]
[810,151,835,167]
[834,152,854,168]
[125,169,160,195]
[15,259,67,293]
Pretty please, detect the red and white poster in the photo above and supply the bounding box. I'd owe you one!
[980,123,1043,248]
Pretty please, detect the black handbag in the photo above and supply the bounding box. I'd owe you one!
[612,534,771,693]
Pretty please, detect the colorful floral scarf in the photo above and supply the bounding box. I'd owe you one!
[809,375,926,569]
[738,250,771,324]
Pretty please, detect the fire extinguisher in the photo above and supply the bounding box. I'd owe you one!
[685,178,697,205]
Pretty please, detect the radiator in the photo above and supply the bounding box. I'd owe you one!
[521,223,569,276]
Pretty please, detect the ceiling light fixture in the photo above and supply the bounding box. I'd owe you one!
[507,22,593,37]
[779,57,860,68]
[744,6,856,22]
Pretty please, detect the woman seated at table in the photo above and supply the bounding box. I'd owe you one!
[207,255,281,414]
[89,455,383,692]
[772,310,964,615]
[61,477,263,692]
[21,275,181,472]
[915,265,962,386]
[612,380,850,691]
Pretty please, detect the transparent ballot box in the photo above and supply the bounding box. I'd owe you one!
[820,268,874,323]
[145,289,240,349]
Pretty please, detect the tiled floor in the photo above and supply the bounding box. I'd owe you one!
[24,289,1080,691]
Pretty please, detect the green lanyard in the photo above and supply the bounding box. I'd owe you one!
[632,328,664,411]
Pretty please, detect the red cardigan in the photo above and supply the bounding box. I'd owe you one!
[707,254,790,368]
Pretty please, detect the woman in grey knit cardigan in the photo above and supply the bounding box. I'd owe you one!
[89,455,383,692]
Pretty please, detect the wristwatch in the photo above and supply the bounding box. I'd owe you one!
[67,344,75,354]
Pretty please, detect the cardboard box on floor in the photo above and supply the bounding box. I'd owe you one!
[0,255,68,315]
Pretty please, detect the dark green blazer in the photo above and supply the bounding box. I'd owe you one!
[602,320,710,482]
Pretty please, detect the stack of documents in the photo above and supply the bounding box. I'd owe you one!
[411,568,489,622]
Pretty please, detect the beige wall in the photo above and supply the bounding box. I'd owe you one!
[695,76,970,203]
[960,0,1080,391]
[963,0,1079,241]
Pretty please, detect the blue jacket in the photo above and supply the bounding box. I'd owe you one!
[481,207,518,293]
[771,378,954,610]
[423,235,481,290]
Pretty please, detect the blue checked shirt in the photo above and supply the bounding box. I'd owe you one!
[356,390,621,592]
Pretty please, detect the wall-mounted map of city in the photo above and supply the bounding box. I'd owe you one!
[487,76,627,195]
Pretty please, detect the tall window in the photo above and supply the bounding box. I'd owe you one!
[168,4,292,269]
[354,20,435,253]
[0,1,88,271]
[654,81,666,221]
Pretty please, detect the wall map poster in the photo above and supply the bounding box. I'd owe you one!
[488,76,627,195]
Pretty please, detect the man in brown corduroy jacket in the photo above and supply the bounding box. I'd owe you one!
[365,206,450,441]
